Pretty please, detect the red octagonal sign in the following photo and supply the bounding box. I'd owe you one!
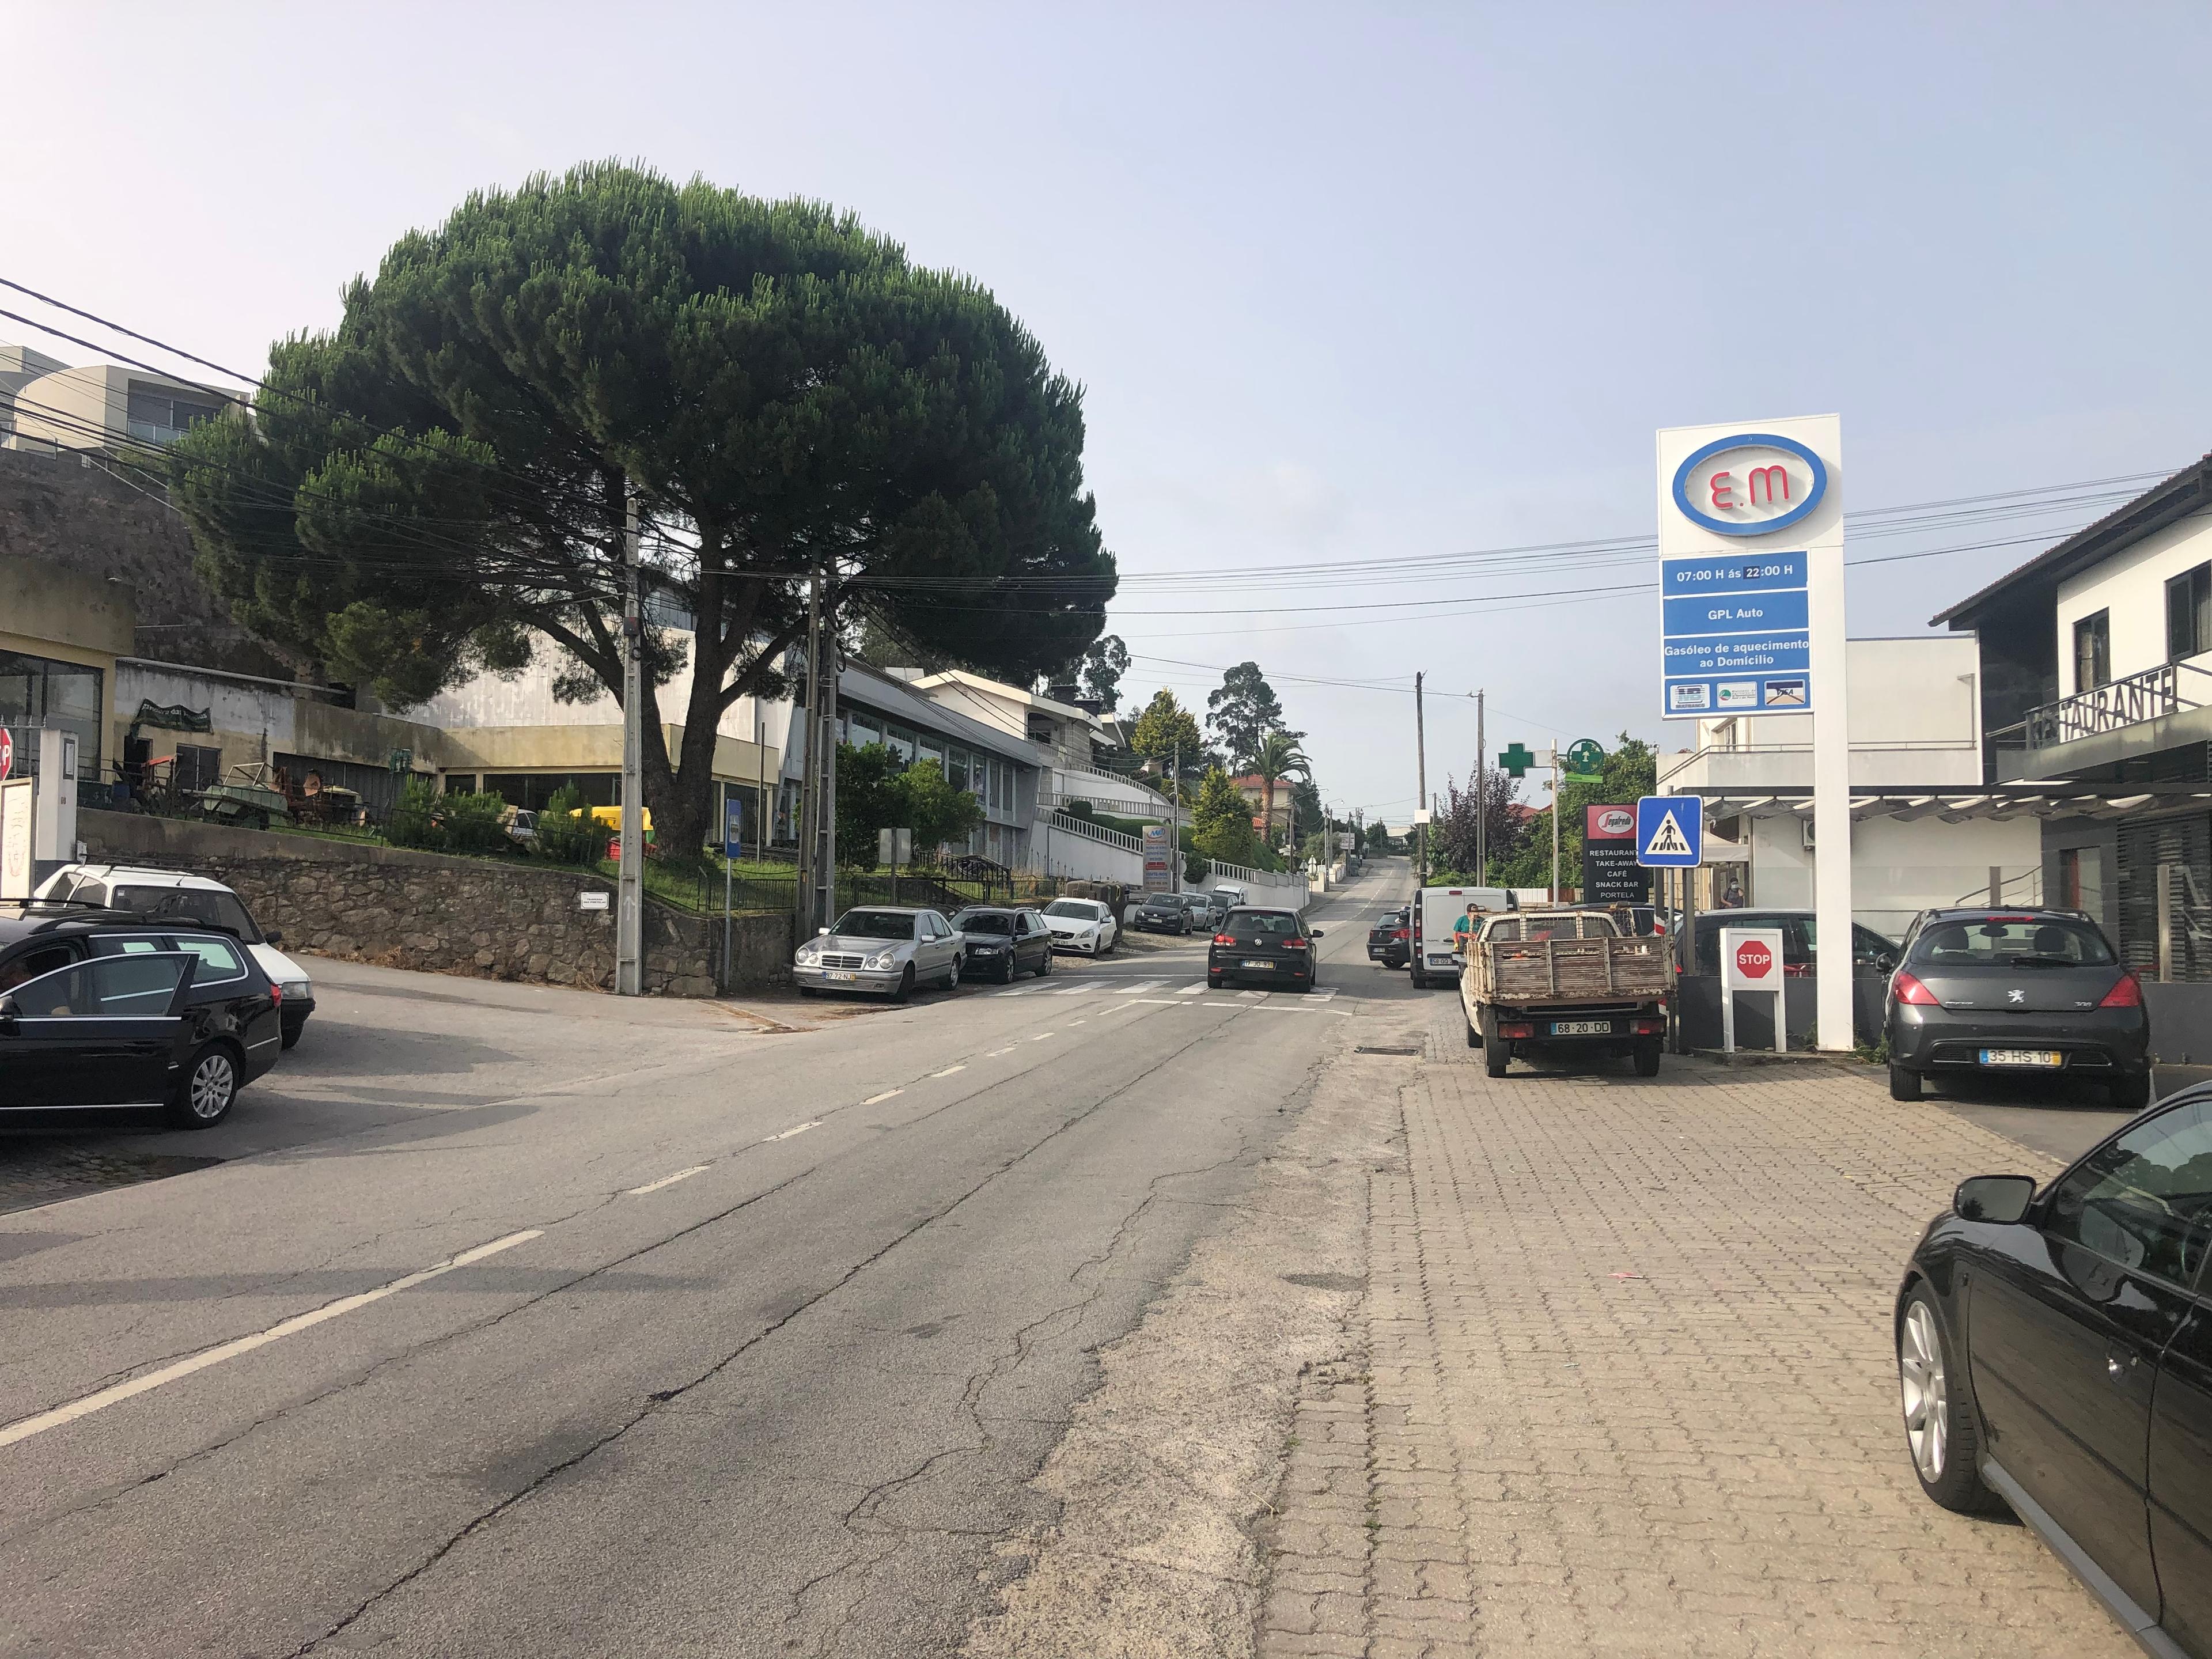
[1734,940,1774,980]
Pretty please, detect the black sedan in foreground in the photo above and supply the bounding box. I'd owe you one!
[1368,907,1408,968]
[947,906,1055,983]
[1886,907,2149,1109]
[1897,1086,2212,1656]
[1207,906,1321,991]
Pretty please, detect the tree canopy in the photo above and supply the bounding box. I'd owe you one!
[1205,661,1298,770]
[832,744,983,866]
[1492,733,1657,892]
[1127,689,1209,785]
[1189,765,1263,867]
[171,162,1114,854]
[1077,634,1129,711]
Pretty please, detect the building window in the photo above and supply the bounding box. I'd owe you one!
[0,649,104,781]
[849,711,882,749]
[174,745,224,794]
[2169,565,2212,662]
[918,735,945,769]
[883,724,916,763]
[124,382,221,445]
[2074,609,2111,694]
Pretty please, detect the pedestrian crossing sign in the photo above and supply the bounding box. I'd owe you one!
[1634,795,1702,868]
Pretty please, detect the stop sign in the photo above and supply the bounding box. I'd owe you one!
[1734,939,1774,980]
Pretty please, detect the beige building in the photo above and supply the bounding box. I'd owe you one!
[1,353,228,453]
[1,551,134,784]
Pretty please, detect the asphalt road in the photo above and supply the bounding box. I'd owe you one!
[0,863,1416,1659]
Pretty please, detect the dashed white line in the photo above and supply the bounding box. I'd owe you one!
[0,1230,543,1449]
[1130,998,1180,1005]
[627,1165,710,1195]
[1071,1018,1088,1025]
[862,1089,904,1105]
[1115,980,1164,995]
[930,1065,967,1078]
[1204,1001,1239,1007]
[986,1046,1016,1056]
[1030,1033,1054,1041]
[763,1120,821,1142]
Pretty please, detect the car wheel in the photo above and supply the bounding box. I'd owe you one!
[2111,1072,2152,1111]
[1482,1009,1509,1078]
[1037,949,1052,978]
[1207,972,1224,989]
[1897,1288,1997,1513]
[1633,1037,1662,1077]
[945,957,961,991]
[1464,1009,1480,1049]
[1410,964,1429,990]
[798,986,820,998]
[1889,1062,1923,1101]
[891,965,915,1004]
[171,1042,240,1130]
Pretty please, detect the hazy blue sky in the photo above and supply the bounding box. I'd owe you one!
[10,3,2211,820]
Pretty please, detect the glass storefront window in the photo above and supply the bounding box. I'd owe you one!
[0,650,103,782]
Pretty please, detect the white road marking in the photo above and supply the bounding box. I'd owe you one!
[1115,980,1164,995]
[763,1120,821,1142]
[1131,998,1180,1005]
[1071,1018,1088,1025]
[1031,1033,1054,1041]
[0,1230,542,1450]
[1310,988,1339,1002]
[1238,990,1267,1000]
[627,1165,710,1194]
[862,1089,903,1105]
[1204,1001,1239,1007]
[930,1065,967,1078]
[1179,983,1206,995]
[993,988,1035,998]
[1049,986,1089,997]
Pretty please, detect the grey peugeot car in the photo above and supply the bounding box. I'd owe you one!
[792,906,964,1001]
[1885,907,2149,1108]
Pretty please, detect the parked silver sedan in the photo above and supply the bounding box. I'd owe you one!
[793,906,964,1001]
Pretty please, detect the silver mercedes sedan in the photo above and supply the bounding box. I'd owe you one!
[793,906,965,1001]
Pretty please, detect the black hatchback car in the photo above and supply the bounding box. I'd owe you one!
[0,903,285,1127]
[1207,906,1323,991]
[1897,1087,2212,1656]
[947,907,1055,983]
[1131,892,1194,935]
[1368,907,1409,968]
[1886,907,2149,1109]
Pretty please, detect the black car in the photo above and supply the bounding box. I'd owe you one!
[1368,907,1409,968]
[1896,1088,2212,1656]
[0,903,285,1127]
[1207,906,1323,991]
[1688,908,1901,978]
[1132,892,1194,935]
[1886,907,2149,1109]
[948,907,1056,983]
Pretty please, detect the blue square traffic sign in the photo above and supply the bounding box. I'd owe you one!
[1634,796,1702,868]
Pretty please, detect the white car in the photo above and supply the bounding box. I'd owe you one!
[1040,897,1118,955]
[32,864,317,1049]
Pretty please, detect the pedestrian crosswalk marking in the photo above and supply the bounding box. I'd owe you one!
[1115,980,1164,995]
[1238,989,1267,999]
[1178,983,1206,995]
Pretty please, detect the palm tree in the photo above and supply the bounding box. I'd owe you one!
[1252,730,1312,855]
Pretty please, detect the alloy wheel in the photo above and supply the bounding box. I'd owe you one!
[189,1051,236,1122]
[1900,1301,1949,1482]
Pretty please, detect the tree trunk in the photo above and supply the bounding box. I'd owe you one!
[1261,775,1275,853]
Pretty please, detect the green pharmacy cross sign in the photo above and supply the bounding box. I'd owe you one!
[1564,737,1606,785]
[1497,742,1537,779]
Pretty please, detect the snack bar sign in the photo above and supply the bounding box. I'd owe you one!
[1658,431,1828,719]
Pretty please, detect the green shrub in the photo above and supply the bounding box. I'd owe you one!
[385,778,442,850]
[441,789,511,855]
[533,785,604,865]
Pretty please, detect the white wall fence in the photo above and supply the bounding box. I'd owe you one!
[1028,810,1310,896]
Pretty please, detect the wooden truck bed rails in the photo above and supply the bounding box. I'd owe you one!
[1477,935,1669,1006]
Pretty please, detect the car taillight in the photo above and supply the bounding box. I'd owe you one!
[1283,938,1309,950]
[2100,971,2145,1009]
[1498,1021,1535,1039]
[1393,928,1408,940]
[271,983,283,1005]
[1213,933,1235,946]
[1893,971,1939,1006]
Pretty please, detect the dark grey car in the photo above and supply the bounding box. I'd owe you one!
[1885,907,2149,1108]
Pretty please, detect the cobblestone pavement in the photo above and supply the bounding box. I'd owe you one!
[1259,1003,2138,1659]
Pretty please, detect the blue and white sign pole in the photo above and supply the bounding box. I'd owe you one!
[1656,416,1850,1051]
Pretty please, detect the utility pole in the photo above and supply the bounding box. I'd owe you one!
[615,482,645,997]
[1414,671,1427,885]
[1474,689,1486,884]
[1548,747,1562,904]
[795,565,839,935]
[1171,737,1181,893]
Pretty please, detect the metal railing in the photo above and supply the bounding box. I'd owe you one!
[1049,810,1141,851]
[2025,661,2212,749]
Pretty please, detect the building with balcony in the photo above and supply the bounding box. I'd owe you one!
[0,352,228,453]
[1935,454,2212,988]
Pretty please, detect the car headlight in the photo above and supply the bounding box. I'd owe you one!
[796,944,821,965]
[865,949,899,969]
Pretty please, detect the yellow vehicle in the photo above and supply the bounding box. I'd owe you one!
[583,804,654,839]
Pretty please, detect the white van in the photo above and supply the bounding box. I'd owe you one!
[1410,884,1515,988]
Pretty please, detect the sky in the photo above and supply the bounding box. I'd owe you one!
[9,2,2212,824]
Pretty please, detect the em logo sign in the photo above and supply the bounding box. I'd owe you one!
[1671,433,1828,537]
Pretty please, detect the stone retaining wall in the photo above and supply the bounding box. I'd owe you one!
[76,810,793,996]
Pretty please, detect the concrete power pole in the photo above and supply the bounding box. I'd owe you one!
[1474,688,1486,884]
[1171,737,1181,893]
[796,565,839,935]
[615,482,645,997]
[1414,671,1427,884]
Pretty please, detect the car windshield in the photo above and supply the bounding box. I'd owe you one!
[1232,910,1300,935]
[831,910,916,941]
[1142,896,1181,910]
[1908,916,2115,968]
[955,912,1014,934]
[1044,900,1101,919]
[108,884,263,944]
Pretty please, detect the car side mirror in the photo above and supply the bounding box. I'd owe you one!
[263,929,283,946]
[0,994,17,1033]
[1955,1175,2037,1224]
[1310,929,1324,938]
[817,927,831,937]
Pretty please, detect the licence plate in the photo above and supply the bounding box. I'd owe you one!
[1241,959,1275,969]
[1980,1048,2062,1069]
[828,971,858,982]
[1551,1020,1612,1036]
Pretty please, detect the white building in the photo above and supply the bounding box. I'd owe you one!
[1662,634,2043,938]
[1,353,229,452]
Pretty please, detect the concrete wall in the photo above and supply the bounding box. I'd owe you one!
[1034,814,1146,884]
[76,809,793,995]
[1745,811,2043,938]
[2057,511,2212,696]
